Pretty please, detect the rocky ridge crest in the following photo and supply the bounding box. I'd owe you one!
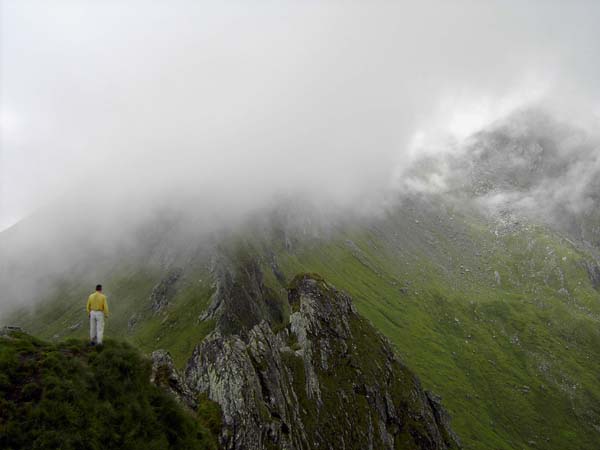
[153,273,460,450]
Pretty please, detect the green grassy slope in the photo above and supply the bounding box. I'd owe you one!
[0,330,220,450]
[5,198,600,449]
[8,261,216,368]
[257,201,600,450]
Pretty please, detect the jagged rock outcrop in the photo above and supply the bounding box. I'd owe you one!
[150,349,197,410]
[150,268,183,313]
[0,325,24,338]
[180,273,460,450]
[199,251,287,338]
[583,260,600,290]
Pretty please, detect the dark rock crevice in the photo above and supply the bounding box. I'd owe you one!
[199,251,287,339]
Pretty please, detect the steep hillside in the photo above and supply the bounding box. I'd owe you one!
[6,196,600,449]
[266,200,600,450]
[1,275,461,450]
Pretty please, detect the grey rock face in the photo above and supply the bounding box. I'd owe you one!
[150,349,196,410]
[584,260,600,290]
[127,312,142,333]
[185,325,307,450]
[181,274,460,450]
[199,252,287,338]
[150,268,183,313]
[0,325,24,337]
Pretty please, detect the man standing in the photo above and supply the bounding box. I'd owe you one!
[87,284,109,345]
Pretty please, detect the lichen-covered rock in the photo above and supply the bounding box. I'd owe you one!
[185,324,308,450]
[150,349,196,410]
[182,273,461,450]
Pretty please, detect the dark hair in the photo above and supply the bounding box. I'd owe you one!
[96,284,102,291]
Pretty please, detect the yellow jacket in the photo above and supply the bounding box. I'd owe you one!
[87,292,109,316]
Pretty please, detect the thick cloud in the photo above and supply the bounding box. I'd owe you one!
[398,107,600,250]
[2,0,600,231]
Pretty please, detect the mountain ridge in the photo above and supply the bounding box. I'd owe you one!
[2,109,600,449]
[152,273,460,450]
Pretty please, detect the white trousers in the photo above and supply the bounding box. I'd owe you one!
[90,310,105,344]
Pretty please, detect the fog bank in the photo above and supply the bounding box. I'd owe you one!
[2,1,600,231]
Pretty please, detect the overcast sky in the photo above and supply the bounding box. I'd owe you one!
[2,0,600,231]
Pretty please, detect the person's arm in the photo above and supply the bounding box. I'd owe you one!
[103,297,109,317]
[86,296,91,315]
